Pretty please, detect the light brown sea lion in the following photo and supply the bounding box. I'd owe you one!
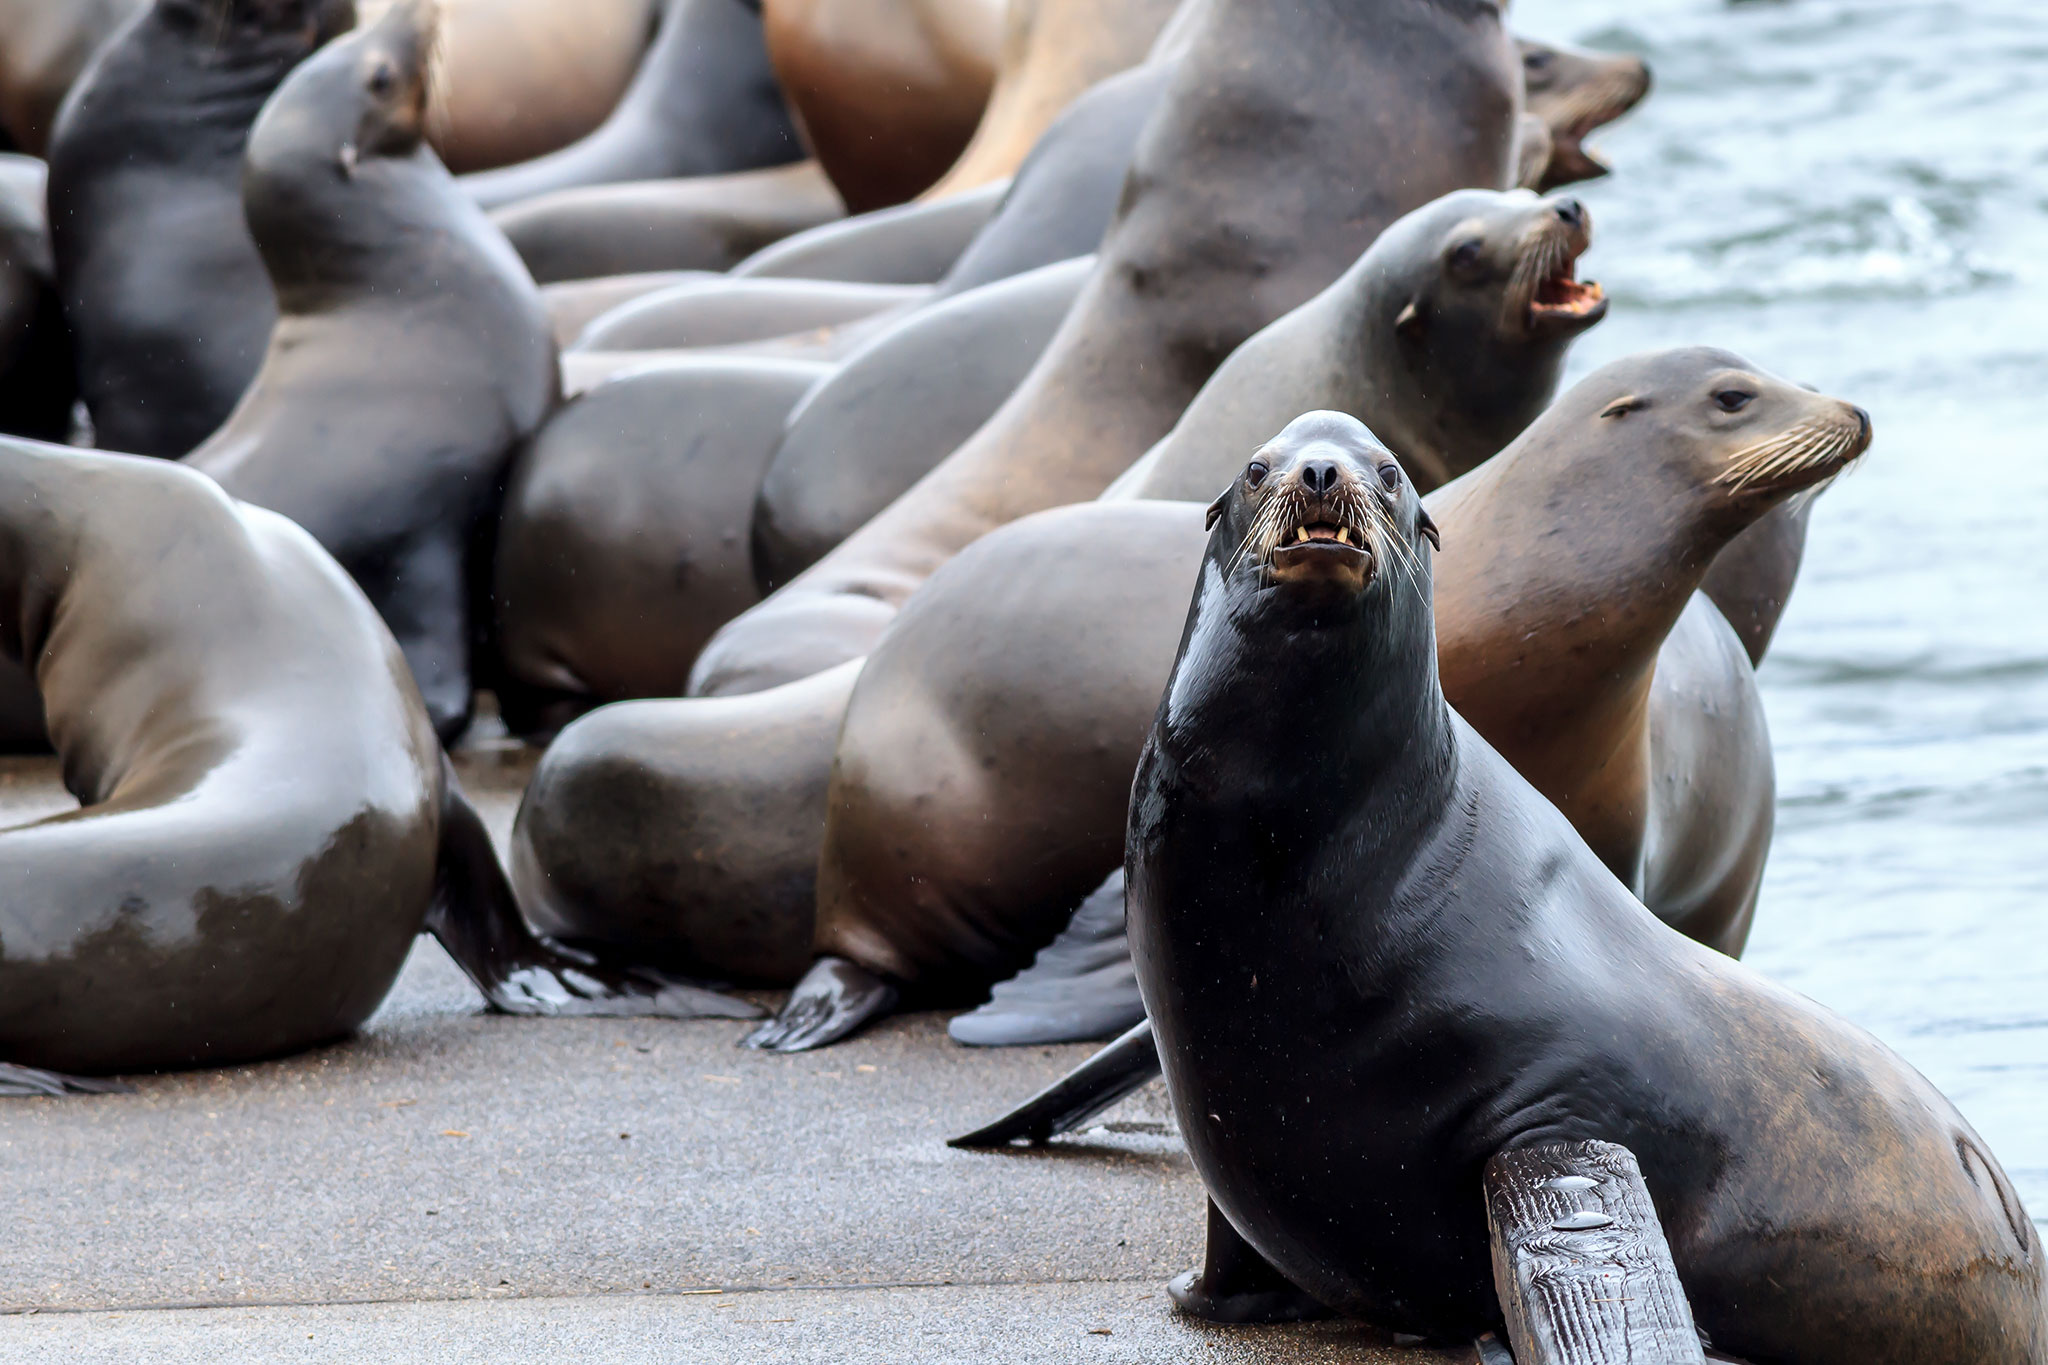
[0,0,143,155]
[1120,411,2044,1363]
[491,357,830,737]
[754,349,1870,1051]
[0,438,754,1093]
[762,0,1002,212]
[919,0,1183,201]
[685,0,1521,698]
[460,0,801,212]
[358,0,657,174]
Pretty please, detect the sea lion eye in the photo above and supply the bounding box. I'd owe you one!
[1448,240,1484,271]
[1245,460,1269,489]
[367,61,397,97]
[1377,464,1402,490]
[1714,389,1755,413]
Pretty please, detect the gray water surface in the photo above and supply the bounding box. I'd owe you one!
[1517,0,2047,1223]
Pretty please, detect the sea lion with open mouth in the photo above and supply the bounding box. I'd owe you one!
[0,439,755,1096]
[1518,35,1651,192]
[1111,411,2045,1365]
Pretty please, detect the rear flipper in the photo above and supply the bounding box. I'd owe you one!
[949,869,1144,1047]
[740,956,898,1052]
[0,1063,135,1098]
[1170,1200,1332,1324]
[428,755,762,1020]
[947,1018,1161,1147]
[1700,499,1813,667]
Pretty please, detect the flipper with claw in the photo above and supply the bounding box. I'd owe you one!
[948,1017,1162,1147]
[427,755,762,1020]
[948,870,1145,1047]
[741,956,898,1052]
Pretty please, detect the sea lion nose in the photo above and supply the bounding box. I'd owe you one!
[1300,460,1341,495]
[1852,406,1872,443]
[1552,198,1586,230]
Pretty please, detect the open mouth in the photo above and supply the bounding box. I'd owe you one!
[1530,256,1607,325]
[1267,515,1375,584]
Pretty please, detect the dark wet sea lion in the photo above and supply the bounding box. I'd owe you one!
[1108,189,1604,501]
[511,663,864,986]
[1121,412,2044,1365]
[776,350,1869,1054]
[1519,35,1651,192]
[573,276,928,351]
[493,160,843,286]
[0,0,143,155]
[47,0,354,458]
[920,0,1182,201]
[492,357,829,738]
[0,163,74,443]
[686,0,1521,699]
[362,0,658,174]
[763,0,1001,212]
[0,440,756,1088]
[752,255,1090,589]
[728,178,1005,283]
[187,0,556,743]
[461,0,800,212]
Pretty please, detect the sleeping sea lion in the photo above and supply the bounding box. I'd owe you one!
[685,0,1521,698]
[47,0,354,458]
[0,439,754,1093]
[187,0,556,743]
[1119,412,2043,1365]
[461,0,800,212]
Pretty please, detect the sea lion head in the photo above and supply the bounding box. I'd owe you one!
[1518,38,1652,190]
[1370,188,1606,485]
[248,0,438,182]
[1204,411,1441,621]
[1566,347,1873,516]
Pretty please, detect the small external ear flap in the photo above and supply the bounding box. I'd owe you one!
[1395,300,1424,337]
[1417,508,1442,552]
[1205,491,1230,531]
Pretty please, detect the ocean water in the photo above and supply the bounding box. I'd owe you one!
[1516,0,2048,1225]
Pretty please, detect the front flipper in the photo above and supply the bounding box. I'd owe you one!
[428,755,762,1020]
[740,956,898,1052]
[0,1063,135,1098]
[947,1018,1161,1147]
[1170,1200,1332,1324]
[948,870,1145,1047]
[1485,1140,1707,1365]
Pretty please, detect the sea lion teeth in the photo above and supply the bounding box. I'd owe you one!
[1337,526,1352,545]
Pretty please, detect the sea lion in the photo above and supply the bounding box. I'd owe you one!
[46,0,354,458]
[492,356,830,737]
[492,160,844,286]
[685,0,1521,698]
[728,178,1006,283]
[357,0,658,174]
[1116,412,2045,1365]
[187,0,556,743]
[1519,35,1651,192]
[0,159,73,443]
[0,0,144,155]
[461,0,801,212]
[540,271,709,348]
[919,0,1183,201]
[763,0,1002,212]
[761,349,1868,1053]
[572,276,929,351]
[0,439,756,1090]
[752,254,1091,590]
[511,663,864,986]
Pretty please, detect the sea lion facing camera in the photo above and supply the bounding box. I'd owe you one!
[47,0,355,458]
[773,350,1867,1054]
[187,0,556,743]
[0,440,755,1089]
[461,0,801,212]
[683,0,1521,698]
[1120,412,2045,1365]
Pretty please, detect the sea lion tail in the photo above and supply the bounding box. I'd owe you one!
[426,753,763,1020]
[946,1018,1162,1149]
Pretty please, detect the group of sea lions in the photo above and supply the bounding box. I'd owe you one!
[2,1,2042,1360]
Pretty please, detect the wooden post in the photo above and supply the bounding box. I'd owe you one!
[1484,1140,1706,1365]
